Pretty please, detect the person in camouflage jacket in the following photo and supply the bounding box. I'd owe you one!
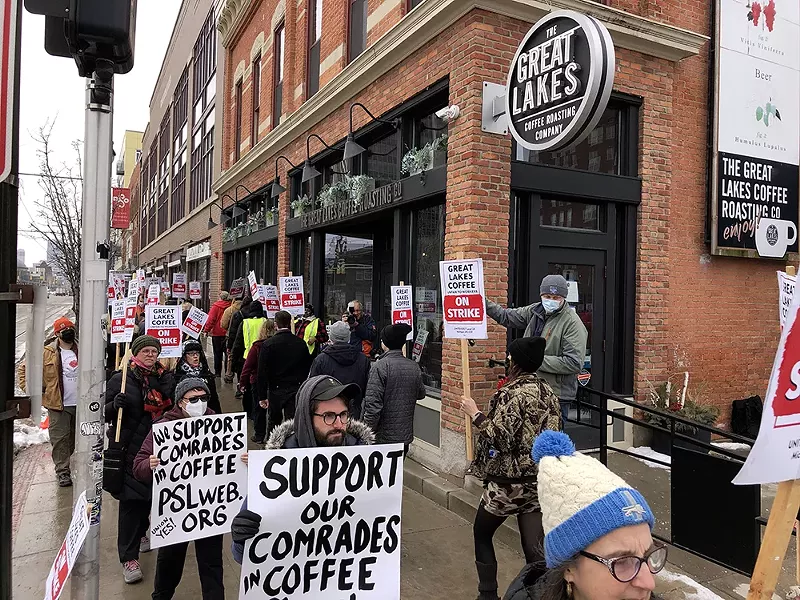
[461,336,561,600]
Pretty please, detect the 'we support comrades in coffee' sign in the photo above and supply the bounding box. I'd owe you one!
[239,445,405,600]
[439,258,487,339]
[150,413,248,548]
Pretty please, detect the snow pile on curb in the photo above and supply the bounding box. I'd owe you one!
[658,569,723,600]
[625,446,671,470]
[14,421,49,452]
[712,441,751,451]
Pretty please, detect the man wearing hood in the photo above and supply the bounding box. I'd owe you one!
[202,291,232,376]
[309,320,371,418]
[229,375,374,564]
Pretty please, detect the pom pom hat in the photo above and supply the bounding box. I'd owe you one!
[533,431,655,568]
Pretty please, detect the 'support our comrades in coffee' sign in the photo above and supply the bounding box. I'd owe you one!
[145,306,183,358]
[239,444,405,600]
[779,270,796,330]
[390,286,414,341]
[279,276,305,316]
[181,306,209,340]
[439,258,487,339]
[149,413,248,549]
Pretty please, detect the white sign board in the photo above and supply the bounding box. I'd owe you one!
[439,258,488,339]
[390,285,414,340]
[189,281,202,299]
[147,283,161,305]
[172,273,187,299]
[230,278,247,299]
[412,329,429,363]
[44,491,89,600]
[181,306,209,340]
[160,281,171,299]
[248,271,259,301]
[259,285,280,318]
[779,270,796,329]
[279,276,305,316]
[150,413,248,549]
[145,306,183,358]
[137,269,146,293]
[566,280,579,304]
[0,0,18,184]
[735,288,800,485]
[239,445,405,600]
[109,299,128,344]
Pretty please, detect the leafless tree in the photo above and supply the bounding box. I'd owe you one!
[26,121,83,322]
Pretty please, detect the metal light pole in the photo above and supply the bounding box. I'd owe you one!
[71,63,114,600]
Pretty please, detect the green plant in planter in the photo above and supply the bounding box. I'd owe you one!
[290,194,311,216]
[222,227,236,243]
[401,150,418,176]
[265,207,277,226]
[643,379,720,435]
[346,175,375,203]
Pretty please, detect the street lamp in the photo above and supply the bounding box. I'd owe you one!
[207,194,245,229]
[301,134,342,183]
[271,155,298,198]
[343,103,400,161]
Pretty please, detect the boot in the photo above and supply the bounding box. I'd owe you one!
[475,561,500,600]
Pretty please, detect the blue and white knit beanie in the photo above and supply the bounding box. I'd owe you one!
[532,431,655,568]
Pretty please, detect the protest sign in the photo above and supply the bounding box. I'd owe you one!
[108,271,130,305]
[259,285,280,318]
[149,413,248,549]
[160,281,172,299]
[145,306,183,358]
[110,299,128,344]
[439,258,487,339]
[147,283,161,305]
[136,269,146,293]
[779,271,796,330]
[239,444,404,600]
[390,285,414,340]
[45,491,89,600]
[412,329,429,363]
[189,281,202,299]
[172,273,187,299]
[182,306,209,339]
[230,278,247,299]
[248,271,259,301]
[279,276,305,316]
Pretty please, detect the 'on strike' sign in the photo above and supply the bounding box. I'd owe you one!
[279,276,305,316]
[439,258,487,339]
[145,306,182,358]
[390,286,413,341]
[239,444,404,600]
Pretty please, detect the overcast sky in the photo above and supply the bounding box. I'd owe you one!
[17,3,181,266]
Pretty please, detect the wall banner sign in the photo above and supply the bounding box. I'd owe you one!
[299,181,403,230]
[711,0,800,257]
[505,10,615,152]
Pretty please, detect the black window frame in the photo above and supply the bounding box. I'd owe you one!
[234,79,243,161]
[273,22,285,129]
[347,0,367,64]
[252,53,261,146]
[307,0,322,98]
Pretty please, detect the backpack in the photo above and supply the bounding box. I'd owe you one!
[220,304,236,332]
[731,395,762,439]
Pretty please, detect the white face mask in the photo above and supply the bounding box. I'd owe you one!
[541,298,563,314]
[184,401,207,418]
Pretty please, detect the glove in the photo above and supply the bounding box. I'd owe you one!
[113,393,131,410]
[231,509,261,544]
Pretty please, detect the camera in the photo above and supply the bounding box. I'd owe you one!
[435,105,460,123]
[347,306,356,325]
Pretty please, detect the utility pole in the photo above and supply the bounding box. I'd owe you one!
[71,62,114,600]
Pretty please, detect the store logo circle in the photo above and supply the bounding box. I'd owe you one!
[505,10,615,152]
[767,224,779,246]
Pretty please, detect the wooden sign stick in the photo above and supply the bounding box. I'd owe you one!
[288,271,296,334]
[400,280,408,358]
[114,344,130,443]
[453,252,475,461]
[747,479,800,600]
[115,343,121,371]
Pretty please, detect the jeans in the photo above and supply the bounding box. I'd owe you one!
[48,407,76,475]
[152,535,224,599]
[211,336,226,376]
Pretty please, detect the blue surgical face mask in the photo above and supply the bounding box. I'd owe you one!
[541,298,563,313]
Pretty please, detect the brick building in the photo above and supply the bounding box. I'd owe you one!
[135,0,225,314]
[210,0,785,477]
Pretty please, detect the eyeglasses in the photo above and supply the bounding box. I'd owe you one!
[185,351,201,358]
[579,544,668,583]
[185,394,209,404]
[139,349,159,356]
[313,411,350,425]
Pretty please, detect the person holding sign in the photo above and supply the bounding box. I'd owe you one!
[230,375,374,564]
[459,336,561,600]
[344,299,377,357]
[104,335,176,584]
[133,377,244,600]
[487,275,587,422]
[295,303,329,357]
[173,339,221,414]
[504,431,663,600]
[363,324,426,452]
[232,299,267,365]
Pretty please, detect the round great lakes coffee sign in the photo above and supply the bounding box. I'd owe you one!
[506,11,615,152]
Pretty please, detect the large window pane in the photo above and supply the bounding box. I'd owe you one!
[324,234,373,323]
[540,198,605,232]
[348,0,367,62]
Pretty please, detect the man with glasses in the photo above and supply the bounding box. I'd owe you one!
[229,375,375,563]
[343,299,377,357]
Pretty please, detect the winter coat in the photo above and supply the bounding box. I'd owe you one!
[256,330,312,404]
[471,374,561,482]
[487,301,587,401]
[18,338,79,411]
[232,302,266,360]
[173,353,221,414]
[295,317,329,357]
[503,566,664,600]
[362,349,426,445]
[348,313,377,356]
[220,300,241,333]
[226,302,250,352]
[309,343,371,418]
[204,299,232,337]
[104,364,176,501]
[240,338,264,386]
[132,404,217,483]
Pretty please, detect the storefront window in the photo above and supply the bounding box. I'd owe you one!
[324,234,373,322]
[188,257,210,313]
[366,131,398,188]
[540,198,605,232]
[412,204,445,392]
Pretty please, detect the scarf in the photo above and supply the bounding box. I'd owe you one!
[180,362,204,378]
[130,357,171,416]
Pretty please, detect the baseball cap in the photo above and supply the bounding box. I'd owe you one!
[308,376,361,403]
[53,317,75,334]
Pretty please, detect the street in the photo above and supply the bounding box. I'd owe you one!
[14,296,74,366]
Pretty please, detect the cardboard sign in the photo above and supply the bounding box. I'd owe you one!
[160,281,171,299]
[412,329,429,363]
[416,288,437,314]
[239,445,404,600]
[735,289,800,484]
[439,258,487,339]
[189,281,202,300]
[145,306,182,358]
[108,271,130,305]
[137,269,146,293]
[44,491,89,600]
[181,306,209,340]
[147,283,161,305]
[279,276,305,316]
[779,271,796,330]
[259,285,280,318]
[391,285,414,341]
[230,278,247,300]
[172,273,187,299]
[149,413,248,549]
[248,271,259,301]
[110,299,128,344]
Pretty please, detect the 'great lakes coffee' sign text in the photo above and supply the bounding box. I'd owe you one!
[299,181,402,230]
[506,10,614,152]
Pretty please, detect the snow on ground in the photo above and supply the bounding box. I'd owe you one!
[711,441,752,451]
[658,569,723,600]
[13,408,50,453]
[733,583,782,600]
[624,446,671,470]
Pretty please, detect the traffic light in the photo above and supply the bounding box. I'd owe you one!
[25,0,136,76]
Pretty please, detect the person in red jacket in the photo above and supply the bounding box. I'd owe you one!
[202,291,231,377]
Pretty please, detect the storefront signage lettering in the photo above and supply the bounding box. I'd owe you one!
[187,241,211,262]
[299,181,402,230]
[506,10,614,152]
[711,0,800,256]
